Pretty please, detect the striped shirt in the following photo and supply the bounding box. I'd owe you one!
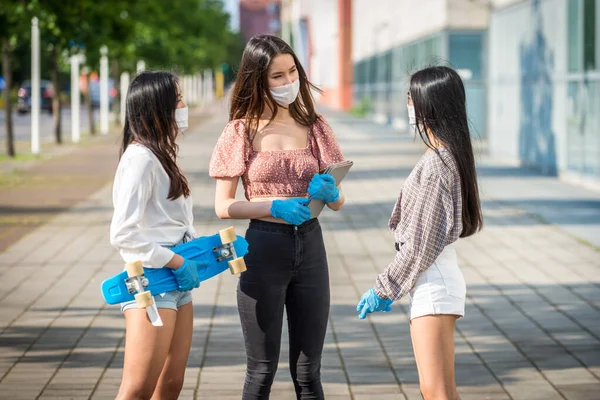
[374,148,463,300]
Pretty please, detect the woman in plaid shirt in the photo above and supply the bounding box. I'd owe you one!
[357,66,483,400]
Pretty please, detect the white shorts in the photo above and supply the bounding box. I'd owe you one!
[408,245,466,320]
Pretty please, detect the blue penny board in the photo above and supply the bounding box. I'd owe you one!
[101,234,248,305]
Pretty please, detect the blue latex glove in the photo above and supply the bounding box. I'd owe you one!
[270,198,311,225]
[357,288,393,319]
[308,174,340,203]
[172,259,203,291]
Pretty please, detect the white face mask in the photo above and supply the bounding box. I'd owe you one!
[175,106,188,133]
[270,79,300,107]
[407,105,416,128]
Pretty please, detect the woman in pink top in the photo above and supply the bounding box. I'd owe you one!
[209,35,345,399]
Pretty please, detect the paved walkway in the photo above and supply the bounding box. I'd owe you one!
[0,102,599,399]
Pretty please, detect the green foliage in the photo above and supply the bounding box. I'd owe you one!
[1,0,243,80]
[350,97,372,117]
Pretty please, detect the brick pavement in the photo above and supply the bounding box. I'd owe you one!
[0,102,598,399]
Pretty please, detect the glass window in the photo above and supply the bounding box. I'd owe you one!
[569,0,596,72]
[448,33,483,80]
[569,0,584,72]
[584,0,596,70]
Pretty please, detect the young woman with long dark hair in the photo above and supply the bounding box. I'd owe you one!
[110,71,207,400]
[209,34,345,399]
[357,66,483,400]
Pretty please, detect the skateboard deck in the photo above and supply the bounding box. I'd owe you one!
[101,231,249,305]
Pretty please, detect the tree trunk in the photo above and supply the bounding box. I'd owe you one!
[50,45,62,144]
[2,37,15,158]
[85,71,95,135]
[111,59,120,124]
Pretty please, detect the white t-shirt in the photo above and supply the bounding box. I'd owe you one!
[109,143,195,268]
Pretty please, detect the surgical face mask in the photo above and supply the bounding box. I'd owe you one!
[407,105,416,128]
[270,79,300,107]
[175,106,188,133]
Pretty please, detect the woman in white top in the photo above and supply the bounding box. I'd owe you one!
[110,71,207,400]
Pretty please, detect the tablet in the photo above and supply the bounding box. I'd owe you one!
[308,160,354,218]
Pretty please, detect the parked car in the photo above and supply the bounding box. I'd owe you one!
[17,80,54,114]
[89,78,116,108]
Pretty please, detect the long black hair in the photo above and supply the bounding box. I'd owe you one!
[121,70,190,200]
[410,66,483,237]
[230,34,321,141]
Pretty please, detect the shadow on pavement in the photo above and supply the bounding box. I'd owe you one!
[1,283,598,389]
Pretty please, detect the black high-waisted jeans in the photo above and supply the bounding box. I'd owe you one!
[238,218,330,399]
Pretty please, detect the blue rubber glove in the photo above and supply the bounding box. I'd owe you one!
[270,198,311,225]
[308,174,340,203]
[357,288,393,319]
[172,259,203,291]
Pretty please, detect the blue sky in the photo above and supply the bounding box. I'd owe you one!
[223,0,240,32]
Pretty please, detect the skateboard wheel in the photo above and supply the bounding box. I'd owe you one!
[125,261,144,278]
[219,227,237,244]
[134,291,154,308]
[228,257,246,274]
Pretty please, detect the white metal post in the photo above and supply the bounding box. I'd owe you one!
[70,54,81,143]
[31,17,40,154]
[136,60,146,73]
[204,70,210,102]
[191,75,197,106]
[100,46,109,135]
[207,70,214,101]
[120,71,130,127]
[200,73,205,105]
[185,76,191,105]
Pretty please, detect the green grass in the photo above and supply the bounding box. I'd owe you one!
[0,153,44,162]
[349,97,372,118]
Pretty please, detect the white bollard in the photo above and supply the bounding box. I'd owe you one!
[31,17,40,154]
[70,54,81,143]
[120,71,130,127]
[100,46,109,135]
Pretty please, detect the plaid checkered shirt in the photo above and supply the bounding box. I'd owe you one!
[374,148,463,301]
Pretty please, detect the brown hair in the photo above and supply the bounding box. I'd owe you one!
[229,34,322,141]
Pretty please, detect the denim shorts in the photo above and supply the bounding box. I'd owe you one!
[120,237,193,312]
[121,289,192,312]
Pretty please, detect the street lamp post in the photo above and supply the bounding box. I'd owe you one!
[31,17,40,154]
[136,60,145,73]
[100,46,109,135]
[120,71,130,127]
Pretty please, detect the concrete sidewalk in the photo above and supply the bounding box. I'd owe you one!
[0,102,598,399]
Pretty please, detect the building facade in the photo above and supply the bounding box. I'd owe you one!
[240,0,282,42]
[488,0,599,187]
[352,0,488,134]
[281,0,599,187]
[280,0,353,111]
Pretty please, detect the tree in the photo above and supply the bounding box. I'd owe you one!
[0,0,37,157]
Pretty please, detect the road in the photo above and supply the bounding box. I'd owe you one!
[0,108,101,143]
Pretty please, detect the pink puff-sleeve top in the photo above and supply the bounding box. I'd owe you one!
[209,117,344,200]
